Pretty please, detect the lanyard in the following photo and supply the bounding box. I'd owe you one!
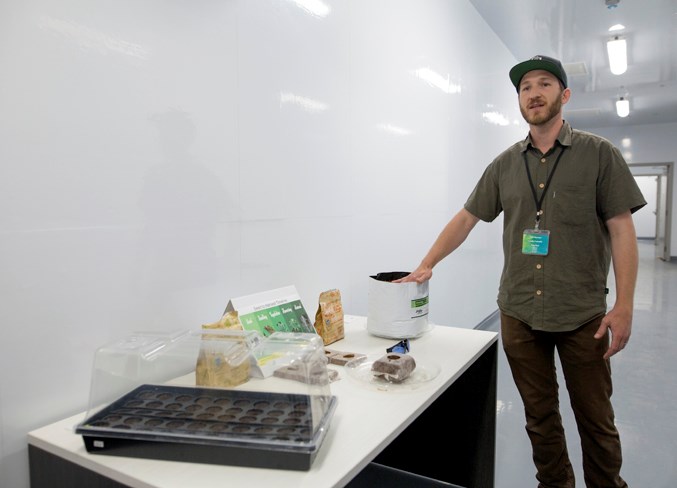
[523,146,566,229]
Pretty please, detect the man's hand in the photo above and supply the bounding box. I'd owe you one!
[594,306,632,359]
[393,265,433,284]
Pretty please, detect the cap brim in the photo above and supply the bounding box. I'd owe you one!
[509,60,566,90]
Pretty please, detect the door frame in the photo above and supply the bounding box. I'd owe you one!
[628,162,673,262]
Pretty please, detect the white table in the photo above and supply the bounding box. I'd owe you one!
[29,315,498,488]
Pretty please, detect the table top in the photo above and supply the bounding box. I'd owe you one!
[28,315,497,488]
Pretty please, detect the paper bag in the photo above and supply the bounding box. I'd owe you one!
[367,271,429,339]
[313,289,344,346]
[195,312,251,388]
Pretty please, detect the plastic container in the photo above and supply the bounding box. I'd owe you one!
[75,329,337,470]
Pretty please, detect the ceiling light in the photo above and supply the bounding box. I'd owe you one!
[616,97,630,118]
[607,36,627,75]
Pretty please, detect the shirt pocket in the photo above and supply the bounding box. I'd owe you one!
[550,185,597,227]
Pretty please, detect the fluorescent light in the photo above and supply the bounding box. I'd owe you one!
[616,97,630,117]
[607,36,627,75]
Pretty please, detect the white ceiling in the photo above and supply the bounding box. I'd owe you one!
[470,0,677,130]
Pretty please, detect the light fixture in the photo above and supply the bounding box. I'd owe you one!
[616,96,630,118]
[607,36,627,75]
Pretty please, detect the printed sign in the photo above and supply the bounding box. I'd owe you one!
[224,285,314,337]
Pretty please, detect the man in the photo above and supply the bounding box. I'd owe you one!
[397,55,646,487]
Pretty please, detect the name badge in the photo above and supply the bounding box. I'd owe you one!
[522,229,550,255]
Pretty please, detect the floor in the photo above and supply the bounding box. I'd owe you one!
[491,239,677,488]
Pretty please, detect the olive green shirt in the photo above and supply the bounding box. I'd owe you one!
[465,121,646,332]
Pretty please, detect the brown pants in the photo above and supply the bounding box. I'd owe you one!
[500,313,628,488]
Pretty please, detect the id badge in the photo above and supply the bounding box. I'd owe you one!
[522,229,550,255]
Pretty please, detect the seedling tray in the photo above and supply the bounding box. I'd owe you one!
[76,384,337,470]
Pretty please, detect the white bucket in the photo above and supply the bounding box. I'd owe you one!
[367,272,430,339]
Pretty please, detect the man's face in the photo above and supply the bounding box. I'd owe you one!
[517,70,565,126]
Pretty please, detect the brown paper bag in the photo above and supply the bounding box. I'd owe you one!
[314,289,344,346]
[196,311,250,387]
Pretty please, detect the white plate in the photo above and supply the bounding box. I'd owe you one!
[344,354,440,392]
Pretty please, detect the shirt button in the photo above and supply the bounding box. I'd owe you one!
[536,264,542,269]
[540,158,546,163]
[536,290,542,295]
[538,183,545,189]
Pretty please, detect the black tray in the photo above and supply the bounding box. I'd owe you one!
[76,384,337,470]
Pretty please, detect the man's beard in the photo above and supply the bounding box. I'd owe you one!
[520,95,562,125]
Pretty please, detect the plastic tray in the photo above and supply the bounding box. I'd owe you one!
[76,384,337,470]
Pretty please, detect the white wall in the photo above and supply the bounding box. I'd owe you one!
[0,1,525,486]
[585,122,677,257]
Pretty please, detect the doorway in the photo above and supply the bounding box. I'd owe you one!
[629,162,673,262]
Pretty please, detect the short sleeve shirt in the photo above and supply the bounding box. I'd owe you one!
[464,121,646,332]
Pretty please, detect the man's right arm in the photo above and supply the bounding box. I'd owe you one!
[395,208,480,283]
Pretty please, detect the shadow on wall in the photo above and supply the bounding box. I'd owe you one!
[134,108,235,323]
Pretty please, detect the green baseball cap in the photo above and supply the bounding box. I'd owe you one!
[509,55,568,91]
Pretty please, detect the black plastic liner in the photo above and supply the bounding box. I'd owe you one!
[370,271,410,282]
